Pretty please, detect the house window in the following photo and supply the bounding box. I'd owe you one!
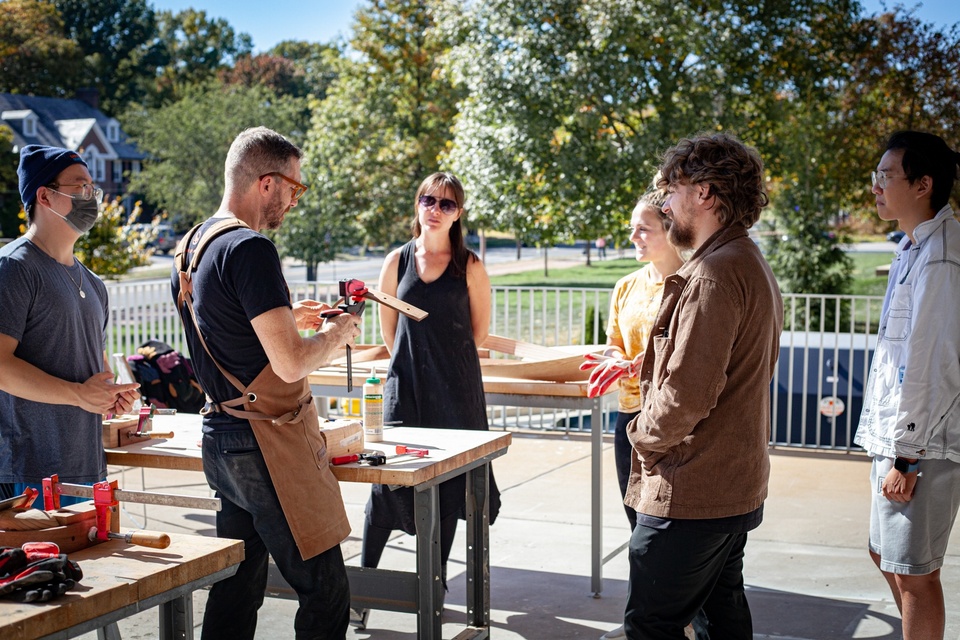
[113,161,122,184]
[23,117,36,137]
[96,158,106,182]
[132,161,141,174]
[107,122,119,142]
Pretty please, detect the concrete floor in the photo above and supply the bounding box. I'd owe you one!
[78,431,960,639]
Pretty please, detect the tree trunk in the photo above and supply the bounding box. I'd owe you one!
[480,229,487,263]
[542,246,549,277]
[306,262,317,282]
[516,237,522,260]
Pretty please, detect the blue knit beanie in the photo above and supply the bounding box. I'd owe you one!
[18,145,88,209]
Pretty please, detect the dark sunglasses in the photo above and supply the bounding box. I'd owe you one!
[418,194,459,215]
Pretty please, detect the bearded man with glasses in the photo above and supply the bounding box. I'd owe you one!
[0,145,141,509]
[170,126,361,640]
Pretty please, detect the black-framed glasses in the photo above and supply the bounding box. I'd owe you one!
[418,194,459,215]
[47,183,104,204]
[261,172,308,200]
[871,170,906,190]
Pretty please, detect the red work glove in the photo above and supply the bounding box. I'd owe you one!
[0,545,82,603]
[580,353,641,398]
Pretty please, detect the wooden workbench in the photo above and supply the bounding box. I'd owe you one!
[309,366,619,595]
[0,533,242,640]
[104,412,511,640]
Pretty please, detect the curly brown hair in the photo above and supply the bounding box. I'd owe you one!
[656,133,768,228]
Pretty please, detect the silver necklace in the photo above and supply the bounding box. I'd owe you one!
[62,259,85,299]
[28,236,86,299]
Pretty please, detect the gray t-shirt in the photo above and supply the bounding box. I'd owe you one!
[0,237,109,483]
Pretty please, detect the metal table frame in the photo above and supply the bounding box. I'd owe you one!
[35,566,237,640]
[311,380,616,597]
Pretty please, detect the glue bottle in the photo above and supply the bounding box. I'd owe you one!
[363,368,384,443]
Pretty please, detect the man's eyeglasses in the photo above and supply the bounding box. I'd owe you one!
[418,194,459,215]
[871,170,906,190]
[47,183,104,204]
[261,172,308,200]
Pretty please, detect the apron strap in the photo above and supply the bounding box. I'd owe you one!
[174,217,259,402]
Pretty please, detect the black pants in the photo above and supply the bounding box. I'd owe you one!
[625,521,752,639]
[200,430,349,640]
[613,410,640,530]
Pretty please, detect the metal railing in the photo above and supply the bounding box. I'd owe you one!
[104,280,882,451]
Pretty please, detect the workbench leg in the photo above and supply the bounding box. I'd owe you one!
[158,592,194,640]
[591,397,603,596]
[96,623,122,640]
[465,463,491,630]
[414,485,442,640]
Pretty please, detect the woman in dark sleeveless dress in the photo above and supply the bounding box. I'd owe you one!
[353,172,501,627]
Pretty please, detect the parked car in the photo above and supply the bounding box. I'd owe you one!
[125,223,178,254]
[886,229,905,244]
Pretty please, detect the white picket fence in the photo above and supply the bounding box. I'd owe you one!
[104,280,883,451]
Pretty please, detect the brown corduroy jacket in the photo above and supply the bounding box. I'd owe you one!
[624,224,783,519]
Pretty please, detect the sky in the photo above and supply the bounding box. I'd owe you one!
[150,0,958,54]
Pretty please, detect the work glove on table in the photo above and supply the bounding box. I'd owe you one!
[0,543,83,603]
[580,352,642,398]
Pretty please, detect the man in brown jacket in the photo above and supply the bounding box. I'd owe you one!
[623,133,783,639]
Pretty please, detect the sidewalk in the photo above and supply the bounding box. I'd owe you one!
[81,432,960,639]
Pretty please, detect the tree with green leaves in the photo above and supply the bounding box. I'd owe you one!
[74,197,152,277]
[269,40,342,100]
[0,0,83,97]
[129,9,253,108]
[0,126,20,238]
[442,0,787,271]
[123,81,305,230]
[50,0,159,114]
[301,0,463,252]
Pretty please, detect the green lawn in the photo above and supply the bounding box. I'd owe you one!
[491,252,893,296]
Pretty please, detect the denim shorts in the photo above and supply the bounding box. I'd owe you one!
[869,455,960,575]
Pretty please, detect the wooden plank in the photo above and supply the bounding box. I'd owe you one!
[0,534,243,640]
[105,416,512,489]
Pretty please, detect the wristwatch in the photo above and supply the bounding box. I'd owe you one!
[894,457,920,474]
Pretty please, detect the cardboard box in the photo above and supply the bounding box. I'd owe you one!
[320,419,364,459]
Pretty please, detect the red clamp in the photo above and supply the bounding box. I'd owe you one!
[136,404,155,436]
[42,474,60,511]
[91,480,119,542]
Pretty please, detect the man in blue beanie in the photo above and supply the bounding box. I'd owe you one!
[0,144,141,507]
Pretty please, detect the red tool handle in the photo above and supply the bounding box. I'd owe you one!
[396,445,429,456]
[331,454,360,465]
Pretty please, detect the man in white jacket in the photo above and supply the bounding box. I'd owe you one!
[855,130,960,640]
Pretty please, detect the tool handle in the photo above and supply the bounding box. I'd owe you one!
[331,454,360,465]
[125,531,171,549]
[143,431,175,439]
[396,445,429,455]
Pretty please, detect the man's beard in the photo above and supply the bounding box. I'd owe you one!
[261,191,286,230]
[668,216,694,250]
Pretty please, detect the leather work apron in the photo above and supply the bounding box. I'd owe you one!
[175,219,350,560]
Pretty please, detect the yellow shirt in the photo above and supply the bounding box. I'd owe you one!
[606,264,665,412]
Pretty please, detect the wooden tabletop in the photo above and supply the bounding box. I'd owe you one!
[0,533,243,640]
[104,413,512,487]
[309,367,613,399]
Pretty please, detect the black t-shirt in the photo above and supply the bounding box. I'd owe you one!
[171,218,291,432]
